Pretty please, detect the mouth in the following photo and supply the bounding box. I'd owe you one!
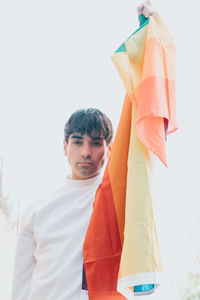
[78,162,93,166]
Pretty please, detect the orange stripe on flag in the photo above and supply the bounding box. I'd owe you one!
[134,76,177,166]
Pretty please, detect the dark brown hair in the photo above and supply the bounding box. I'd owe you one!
[64,108,113,146]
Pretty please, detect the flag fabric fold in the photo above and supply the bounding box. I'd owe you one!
[112,12,177,167]
[83,12,177,299]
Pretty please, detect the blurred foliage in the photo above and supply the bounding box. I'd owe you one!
[0,193,19,238]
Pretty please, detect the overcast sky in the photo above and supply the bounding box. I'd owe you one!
[0,0,200,299]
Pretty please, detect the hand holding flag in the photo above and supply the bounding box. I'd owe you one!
[137,0,156,19]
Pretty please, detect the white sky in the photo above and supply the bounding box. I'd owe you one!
[0,0,200,299]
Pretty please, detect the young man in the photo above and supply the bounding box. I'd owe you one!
[11,108,113,300]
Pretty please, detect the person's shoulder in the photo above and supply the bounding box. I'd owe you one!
[27,185,67,210]
[20,185,66,228]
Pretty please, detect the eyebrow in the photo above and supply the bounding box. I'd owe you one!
[71,135,83,140]
[70,135,103,141]
[90,137,103,141]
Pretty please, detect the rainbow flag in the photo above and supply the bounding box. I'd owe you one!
[83,12,177,299]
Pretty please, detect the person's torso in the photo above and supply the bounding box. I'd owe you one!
[28,175,102,300]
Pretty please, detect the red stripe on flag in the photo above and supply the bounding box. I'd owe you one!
[83,169,123,298]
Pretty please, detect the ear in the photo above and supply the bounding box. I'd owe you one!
[63,139,68,156]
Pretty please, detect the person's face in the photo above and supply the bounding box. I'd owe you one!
[63,133,111,180]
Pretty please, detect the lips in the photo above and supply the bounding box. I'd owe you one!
[78,162,93,165]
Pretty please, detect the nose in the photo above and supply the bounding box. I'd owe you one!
[81,143,92,158]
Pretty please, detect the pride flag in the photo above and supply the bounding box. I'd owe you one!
[83,12,177,299]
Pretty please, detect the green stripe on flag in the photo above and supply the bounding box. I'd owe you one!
[114,15,149,54]
[115,43,127,54]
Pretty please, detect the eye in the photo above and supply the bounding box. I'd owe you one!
[74,140,82,145]
[92,142,101,147]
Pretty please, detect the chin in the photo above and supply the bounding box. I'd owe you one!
[77,169,99,180]
[80,172,97,179]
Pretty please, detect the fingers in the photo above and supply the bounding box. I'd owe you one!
[137,3,145,16]
[143,5,154,18]
[137,1,155,18]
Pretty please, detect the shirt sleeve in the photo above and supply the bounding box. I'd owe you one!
[11,209,36,300]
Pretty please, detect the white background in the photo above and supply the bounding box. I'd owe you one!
[0,0,200,299]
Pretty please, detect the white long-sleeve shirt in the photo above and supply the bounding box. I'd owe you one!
[11,174,102,300]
